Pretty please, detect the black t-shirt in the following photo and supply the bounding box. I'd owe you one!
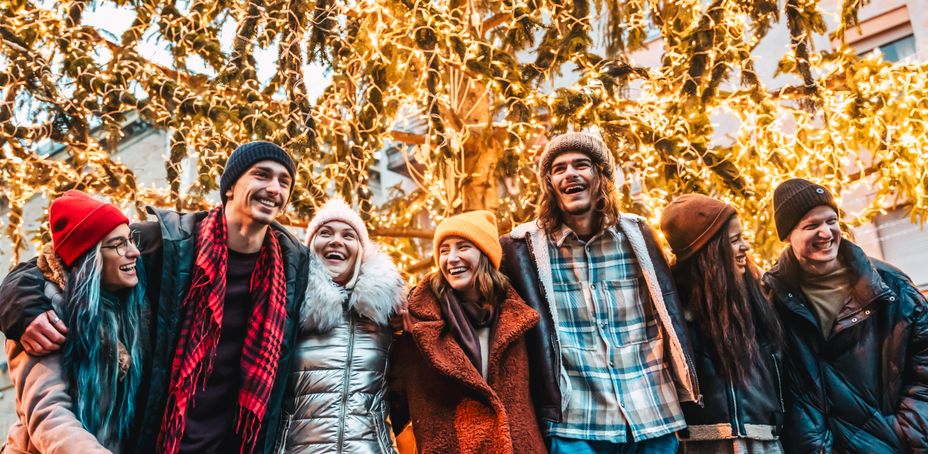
[179,249,259,454]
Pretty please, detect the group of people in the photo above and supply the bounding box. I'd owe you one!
[0,133,925,454]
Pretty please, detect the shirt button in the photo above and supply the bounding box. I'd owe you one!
[889,296,896,302]
[609,361,615,368]
[851,317,859,323]
[590,284,595,290]
[600,321,607,328]
[864,310,871,316]
[788,293,793,298]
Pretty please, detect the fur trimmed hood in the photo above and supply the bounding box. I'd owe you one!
[301,245,407,333]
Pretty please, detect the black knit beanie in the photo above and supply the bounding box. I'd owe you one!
[219,141,296,204]
[773,178,839,241]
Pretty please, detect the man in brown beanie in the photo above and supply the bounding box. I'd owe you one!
[500,132,698,453]
[0,141,310,454]
[763,177,928,452]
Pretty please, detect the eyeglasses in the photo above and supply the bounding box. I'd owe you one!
[101,230,141,257]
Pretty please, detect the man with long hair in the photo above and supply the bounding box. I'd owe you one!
[500,132,699,453]
[0,142,310,454]
[763,178,928,452]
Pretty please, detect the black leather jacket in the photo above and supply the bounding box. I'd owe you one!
[763,240,928,453]
[679,315,785,442]
[500,216,699,423]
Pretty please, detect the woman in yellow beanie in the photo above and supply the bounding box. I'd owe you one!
[389,211,546,453]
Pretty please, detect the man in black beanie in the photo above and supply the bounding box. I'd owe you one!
[763,178,928,452]
[0,141,309,453]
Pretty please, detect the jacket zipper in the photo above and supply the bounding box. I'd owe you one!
[771,353,785,412]
[729,378,741,436]
[336,314,356,452]
[688,354,702,406]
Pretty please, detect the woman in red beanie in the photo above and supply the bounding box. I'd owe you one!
[389,211,546,453]
[660,194,784,454]
[1,190,147,453]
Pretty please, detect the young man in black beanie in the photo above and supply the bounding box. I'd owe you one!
[0,141,309,454]
[763,178,928,452]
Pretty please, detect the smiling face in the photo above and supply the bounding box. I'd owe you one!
[99,224,140,292]
[438,236,483,302]
[313,221,360,284]
[225,160,292,226]
[549,151,600,218]
[726,216,751,276]
[787,205,842,275]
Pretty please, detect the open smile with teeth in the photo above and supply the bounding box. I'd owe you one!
[324,251,346,261]
[735,256,746,265]
[814,239,834,250]
[561,183,586,195]
[447,266,469,276]
[119,263,136,273]
[256,197,280,208]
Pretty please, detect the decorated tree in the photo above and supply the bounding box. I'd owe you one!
[2,0,927,271]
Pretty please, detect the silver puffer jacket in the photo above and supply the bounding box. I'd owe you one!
[277,247,406,454]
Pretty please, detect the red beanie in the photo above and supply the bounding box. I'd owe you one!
[49,190,130,266]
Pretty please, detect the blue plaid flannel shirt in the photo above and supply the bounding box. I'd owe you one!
[544,224,685,442]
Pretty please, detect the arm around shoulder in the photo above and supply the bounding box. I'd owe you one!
[0,260,54,341]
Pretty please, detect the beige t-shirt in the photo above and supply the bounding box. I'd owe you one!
[800,265,855,337]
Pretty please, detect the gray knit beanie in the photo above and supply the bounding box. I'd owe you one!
[773,178,839,240]
[538,132,615,182]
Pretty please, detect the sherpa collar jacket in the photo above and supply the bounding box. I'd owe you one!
[389,281,546,454]
[498,214,700,423]
[764,239,928,453]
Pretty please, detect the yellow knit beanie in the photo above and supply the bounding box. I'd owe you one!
[433,210,503,269]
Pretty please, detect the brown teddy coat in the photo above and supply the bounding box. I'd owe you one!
[389,281,546,454]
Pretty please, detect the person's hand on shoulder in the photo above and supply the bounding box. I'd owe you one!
[20,310,68,356]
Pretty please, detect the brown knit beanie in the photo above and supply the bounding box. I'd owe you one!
[433,211,503,269]
[773,178,839,241]
[538,132,615,183]
[660,194,737,262]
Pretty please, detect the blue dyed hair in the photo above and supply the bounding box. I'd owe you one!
[60,244,147,446]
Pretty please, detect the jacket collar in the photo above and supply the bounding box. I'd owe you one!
[406,280,539,397]
[301,246,406,333]
[509,215,698,402]
[146,205,301,252]
[768,239,893,333]
[771,239,891,306]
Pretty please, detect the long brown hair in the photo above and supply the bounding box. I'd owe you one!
[429,252,511,305]
[672,218,783,385]
[537,159,622,233]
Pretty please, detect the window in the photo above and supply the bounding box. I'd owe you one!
[872,34,916,62]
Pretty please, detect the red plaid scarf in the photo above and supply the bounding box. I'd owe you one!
[158,207,288,454]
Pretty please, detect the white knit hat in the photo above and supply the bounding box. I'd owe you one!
[305,198,372,252]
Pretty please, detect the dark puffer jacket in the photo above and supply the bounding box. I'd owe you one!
[763,239,928,453]
[679,316,785,442]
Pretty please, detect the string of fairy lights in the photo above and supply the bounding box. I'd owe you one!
[1,0,927,273]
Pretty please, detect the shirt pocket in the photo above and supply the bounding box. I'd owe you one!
[600,278,662,347]
[552,281,598,351]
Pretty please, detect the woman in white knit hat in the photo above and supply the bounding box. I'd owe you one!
[276,198,407,454]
